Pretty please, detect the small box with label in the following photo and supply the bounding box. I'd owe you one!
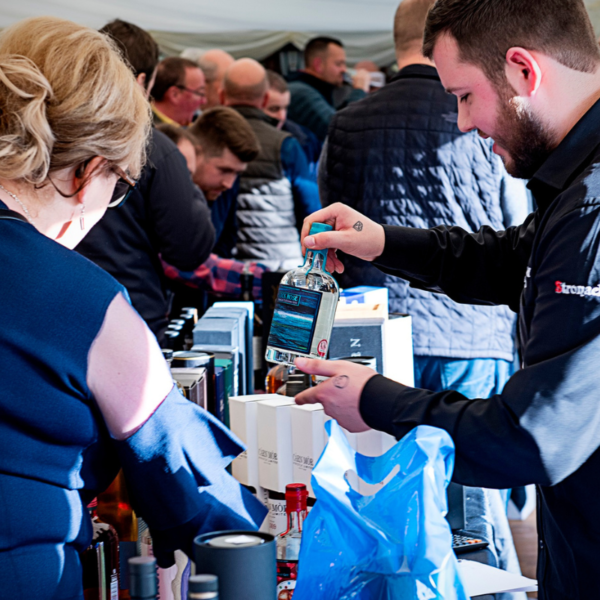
[290,403,329,497]
[257,397,295,492]
[229,394,277,487]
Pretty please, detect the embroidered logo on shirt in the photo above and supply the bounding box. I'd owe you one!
[555,281,600,297]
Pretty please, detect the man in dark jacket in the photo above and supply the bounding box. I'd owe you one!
[222,58,321,270]
[295,0,600,598]
[76,20,215,344]
[320,0,528,587]
[287,37,370,142]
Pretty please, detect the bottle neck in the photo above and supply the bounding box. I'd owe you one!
[286,508,306,533]
[304,249,327,273]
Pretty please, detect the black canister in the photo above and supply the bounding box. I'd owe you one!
[128,556,157,600]
[188,574,218,599]
[194,531,276,600]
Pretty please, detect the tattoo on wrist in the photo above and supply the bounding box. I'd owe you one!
[353,221,364,232]
[333,375,349,389]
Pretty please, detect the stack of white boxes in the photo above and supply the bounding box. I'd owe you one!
[229,285,415,532]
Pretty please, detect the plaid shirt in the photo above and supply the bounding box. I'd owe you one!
[163,254,268,300]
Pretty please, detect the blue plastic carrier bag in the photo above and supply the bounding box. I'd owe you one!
[293,421,468,600]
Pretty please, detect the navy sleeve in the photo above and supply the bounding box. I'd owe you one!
[211,179,239,259]
[362,199,600,489]
[145,137,215,271]
[115,386,266,568]
[281,136,321,221]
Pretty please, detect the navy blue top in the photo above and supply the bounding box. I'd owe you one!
[0,203,265,599]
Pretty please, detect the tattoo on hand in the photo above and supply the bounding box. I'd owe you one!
[333,375,349,389]
[353,221,364,232]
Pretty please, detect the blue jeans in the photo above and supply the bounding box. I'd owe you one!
[414,356,526,600]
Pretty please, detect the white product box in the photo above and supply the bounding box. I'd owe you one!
[257,397,296,493]
[290,403,329,497]
[229,394,277,487]
[384,314,414,386]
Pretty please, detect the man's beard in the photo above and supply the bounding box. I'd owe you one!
[493,92,556,179]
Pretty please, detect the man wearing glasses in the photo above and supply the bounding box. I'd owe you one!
[152,57,207,127]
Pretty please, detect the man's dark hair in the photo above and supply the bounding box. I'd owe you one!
[266,70,288,93]
[100,19,159,85]
[304,36,344,68]
[423,0,600,86]
[156,123,198,148]
[188,106,260,163]
[151,57,201,102]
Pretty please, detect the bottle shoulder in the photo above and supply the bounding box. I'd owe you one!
[280,267,339,294]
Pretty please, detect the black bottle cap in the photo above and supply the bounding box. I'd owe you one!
[189,574,218,593]
[128,556,157,599]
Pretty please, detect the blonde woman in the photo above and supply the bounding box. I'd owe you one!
[0,17,264,599]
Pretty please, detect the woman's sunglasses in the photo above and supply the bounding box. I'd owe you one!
[107,166,137,208]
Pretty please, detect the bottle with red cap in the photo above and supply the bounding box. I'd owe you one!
[276,483,309,598]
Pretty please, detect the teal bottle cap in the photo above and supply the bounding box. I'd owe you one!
[309,222,333,235]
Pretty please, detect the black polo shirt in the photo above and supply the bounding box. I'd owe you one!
[359,96,600,599]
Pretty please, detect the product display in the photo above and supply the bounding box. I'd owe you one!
[265,223,340,366]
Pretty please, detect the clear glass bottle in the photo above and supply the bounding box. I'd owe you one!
[276,483,309,598]
[265,223,339,366]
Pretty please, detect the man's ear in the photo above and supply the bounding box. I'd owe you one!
[505,47,542,97]
[219,88,226,105]
[313,56,324,75]
[260,92,269,109]
[165,85,180,105]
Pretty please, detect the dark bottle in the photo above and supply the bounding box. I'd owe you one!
[97,472,138,599]
[188,575,218,599]
[240,264,254,302]
[276,484,309,598]
[81,498,120,600]
[128,557,157,600]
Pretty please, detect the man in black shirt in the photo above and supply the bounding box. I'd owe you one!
[76,20,215,343]
[293,1,600,598]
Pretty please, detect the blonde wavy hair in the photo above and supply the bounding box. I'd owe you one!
[0,16,151,186]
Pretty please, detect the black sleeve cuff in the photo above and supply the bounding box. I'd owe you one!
[360,374,408,435]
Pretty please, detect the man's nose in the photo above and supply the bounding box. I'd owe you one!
[457,104,474,133]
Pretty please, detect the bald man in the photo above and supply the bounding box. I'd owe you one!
[221,58,321,270]
[196,49,235,108]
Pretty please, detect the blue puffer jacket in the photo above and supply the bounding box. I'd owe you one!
[320,65,529,361]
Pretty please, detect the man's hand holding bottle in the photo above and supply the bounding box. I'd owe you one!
[296,204,389,432]
[300,203,386,273]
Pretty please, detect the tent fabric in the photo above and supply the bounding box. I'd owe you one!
[1,1,600,65]
[151,30,396,65]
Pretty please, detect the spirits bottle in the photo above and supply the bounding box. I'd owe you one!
[97,472,138,599]
[129,557,157,600]
[276,484,309,598]
[81,499,120,600]
[265,223,339,366]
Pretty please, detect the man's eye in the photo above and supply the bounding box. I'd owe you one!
[460,94,470,103]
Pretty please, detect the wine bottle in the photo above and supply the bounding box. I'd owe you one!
[81,498,120,600]
[265,223,339,366]
[276,484,309,598]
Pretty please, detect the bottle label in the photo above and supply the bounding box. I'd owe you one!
[276,560,298,599]
[110,572,119,600]
[268,497,288,536]
[268,285,337,356]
